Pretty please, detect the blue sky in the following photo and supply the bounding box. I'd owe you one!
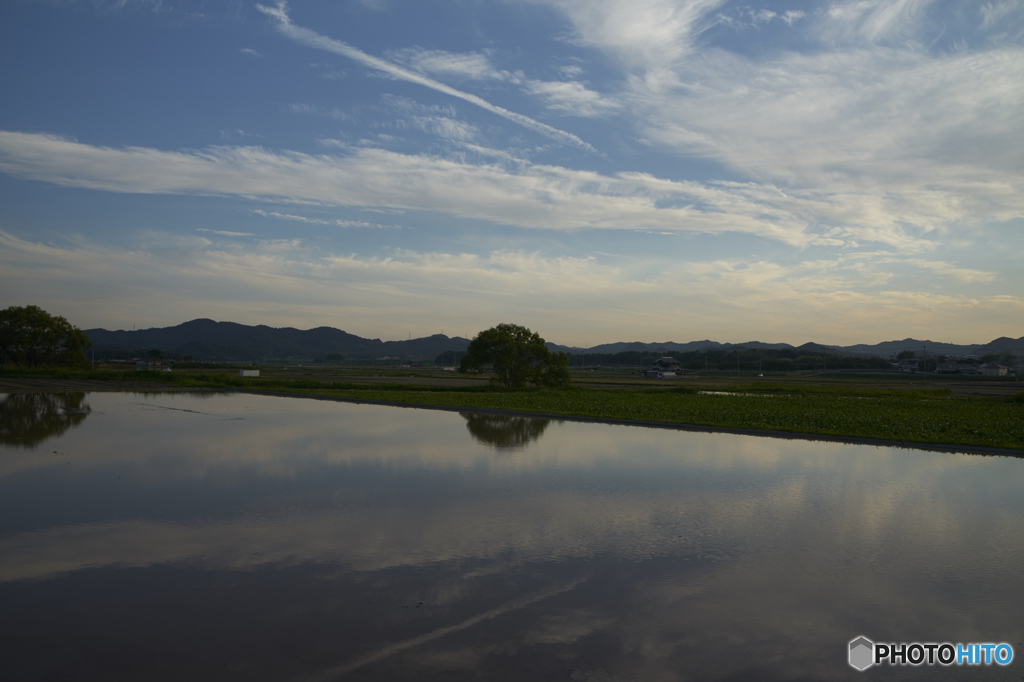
[1,0,1022,345]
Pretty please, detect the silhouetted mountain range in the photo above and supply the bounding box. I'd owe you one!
[554,337,1024,358]
[84,319,1024,363]
[86,319,470,362]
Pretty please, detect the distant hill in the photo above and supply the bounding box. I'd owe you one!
[828,336,1024,357]
[554,336,1024,358]
[551,339,795,355]
[85,319,470,362]
[85,318,1023,363]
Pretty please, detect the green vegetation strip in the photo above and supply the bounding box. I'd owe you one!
[301,387,1023,451]
[4,369,1022,451]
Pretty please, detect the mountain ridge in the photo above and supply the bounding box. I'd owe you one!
[85,319,472,361]
[84,319,1023,362]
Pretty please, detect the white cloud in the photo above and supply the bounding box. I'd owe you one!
[288,103,351,121]
[412,115,479,142]
[387,47,507,81]
[520,0,1024,244]
[716,7,806,30]
[523,80,621,117]
[629,46,1024,234]
[0,131,830,245]
[240,47,260,57]
[382,96,481,142]
[819,0,938,45]
[2,230,1021,345]
[196,228,253,237]
[782,10,805,26]
[901,259,998,284]
[980,1,1021,30]
[256,2,597,153]
[16,129,1010,250]
[532,0,726,69]
[252,209,397,229]
[979,1,1024,44]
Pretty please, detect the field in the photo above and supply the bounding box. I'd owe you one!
[2,365,1022,452]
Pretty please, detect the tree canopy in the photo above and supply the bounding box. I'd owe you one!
[0,305,92,368]
[459,323,571,389]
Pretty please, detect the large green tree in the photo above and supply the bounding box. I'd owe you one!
[0,305,92,368]
[459,323,571,389]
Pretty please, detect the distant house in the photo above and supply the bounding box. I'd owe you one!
[937,362,980,375]
[897,360,920,373]
[980,363,1009,376]
[644,357,683,379]
[135,358,172,371]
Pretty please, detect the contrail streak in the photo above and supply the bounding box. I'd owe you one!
[307,577,587,680]
[256,2,597,154]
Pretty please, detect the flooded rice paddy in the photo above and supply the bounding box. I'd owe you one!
[1,391,1022,681]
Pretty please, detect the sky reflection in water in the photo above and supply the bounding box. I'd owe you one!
[0,392,1022,681]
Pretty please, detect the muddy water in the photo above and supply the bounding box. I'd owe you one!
[1,391,1022,680]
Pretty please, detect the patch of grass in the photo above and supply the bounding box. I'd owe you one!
[282,386,1023,451]
[706,382,951,399]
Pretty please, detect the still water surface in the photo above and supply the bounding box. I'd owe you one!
[1,391,1022,680]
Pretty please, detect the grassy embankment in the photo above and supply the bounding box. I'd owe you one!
[4,367,1023,451]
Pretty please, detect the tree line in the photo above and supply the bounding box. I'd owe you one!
[0,306,91,368]
[566,348,893,371]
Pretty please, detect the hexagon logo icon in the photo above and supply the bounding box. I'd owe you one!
[849,636,874,671]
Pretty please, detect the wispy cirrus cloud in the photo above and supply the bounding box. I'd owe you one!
[898,259,998,284]
[196,228,253,237]
[0,129,939,249]
[387,47,511,82]
[523,79,620,117]
[255,2,597,153]
[819,0,938,45]
[527,0,1024,241]
[979,1,1024,44]
[385,47,620,118]
[629,46,1024,232]
[715,7,805,31]
[252,209,398,229]
[0,130,961,249]
[381,97,481,143]
[534,0,727,68]
[288,103,351,121]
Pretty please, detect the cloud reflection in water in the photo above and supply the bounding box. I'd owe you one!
[0,392,1022,680]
